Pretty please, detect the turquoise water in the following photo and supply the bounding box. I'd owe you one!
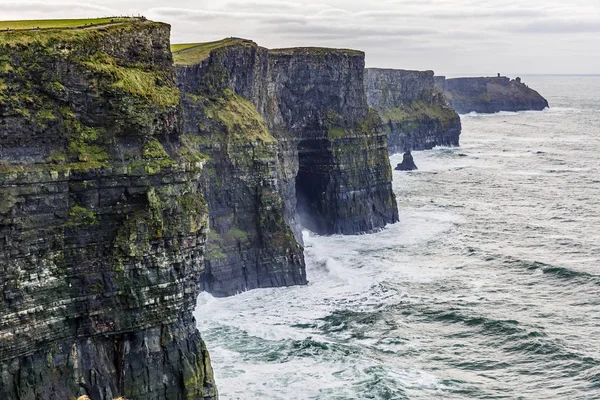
[195,76,600,399]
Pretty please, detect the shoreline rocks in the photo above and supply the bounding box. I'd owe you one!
[395,151,418,171]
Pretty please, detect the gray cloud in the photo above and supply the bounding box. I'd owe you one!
[518,17,600,33]
[2,0,599,74]
[260,23,439,38]
[0,1,115,16]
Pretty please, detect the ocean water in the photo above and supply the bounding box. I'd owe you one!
[194,75,600,399]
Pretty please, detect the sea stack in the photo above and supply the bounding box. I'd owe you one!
[395,151,418,171]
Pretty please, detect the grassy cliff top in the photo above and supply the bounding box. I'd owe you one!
[172,38,256,65]
[269,47,364,56]
[0,17,141,31]
[0,17,163,46]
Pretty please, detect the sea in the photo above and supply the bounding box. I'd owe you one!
[194,75,600,399]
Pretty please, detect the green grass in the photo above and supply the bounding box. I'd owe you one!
[381,100,458,129]
[0,17,136,31]
[327,127,345,138]
[171,38,254,65]
[205,92,275,143]
[84,53,179,107]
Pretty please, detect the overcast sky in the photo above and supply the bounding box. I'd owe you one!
[1,0,599,75]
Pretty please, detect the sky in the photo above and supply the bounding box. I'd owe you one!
[0,0,599,75]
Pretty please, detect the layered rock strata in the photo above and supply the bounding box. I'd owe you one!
[174,40,398,296]
[268,48,399,235]
[365,68,461,154]
[0,20,216,399]
[175,41,306,297]
[436,76,549,114]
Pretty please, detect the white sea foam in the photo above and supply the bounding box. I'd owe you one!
[194,75,600,399]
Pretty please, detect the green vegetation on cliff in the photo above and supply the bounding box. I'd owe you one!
[206,91,276,143]
[0,17,136,31]
[380,100,458,130]
[84,53,179,107]
[0,18,189,174]
[172,38,255,65]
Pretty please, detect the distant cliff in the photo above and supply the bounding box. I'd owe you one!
[435,76,549,114]
[174,40,398,297]
[365,68,461,154]
[0,20,216,399]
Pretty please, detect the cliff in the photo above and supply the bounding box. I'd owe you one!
[0,19,216,399]
[365,68,461,154]
[174,40,398,296]
[268,48,399,234]
[437,76,549,114]
[174,40,307,297]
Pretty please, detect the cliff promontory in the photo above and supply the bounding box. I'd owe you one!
[0,19,216,399]
[365,68,461,154]
[174,40,307,297]
[435,75,549,114]
[174,40,399,296]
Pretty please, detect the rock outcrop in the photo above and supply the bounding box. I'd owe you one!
[436,76,549,114]
[395,151,418,171]
[0,20,216,399]
[174,40,398,296]
[365,68,461,154]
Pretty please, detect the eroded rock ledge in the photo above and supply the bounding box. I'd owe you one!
[174,40,399,297]
[365,68,461,154]
[0,20,216,399]
[435,75,549,114]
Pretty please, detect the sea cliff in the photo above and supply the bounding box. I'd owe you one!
[0,20,403,398]
[436,75,549,114]
[0,19,216,399]
[174,40,399,297]
[365,68,461,154]
[174,40,307,297]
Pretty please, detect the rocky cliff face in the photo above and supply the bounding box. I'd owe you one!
[0,20,216,399]
[174,41,398,296]
[268,49,399,234]
[437,76,549,114]
[175,41,306,298]
[365,68,461,154]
